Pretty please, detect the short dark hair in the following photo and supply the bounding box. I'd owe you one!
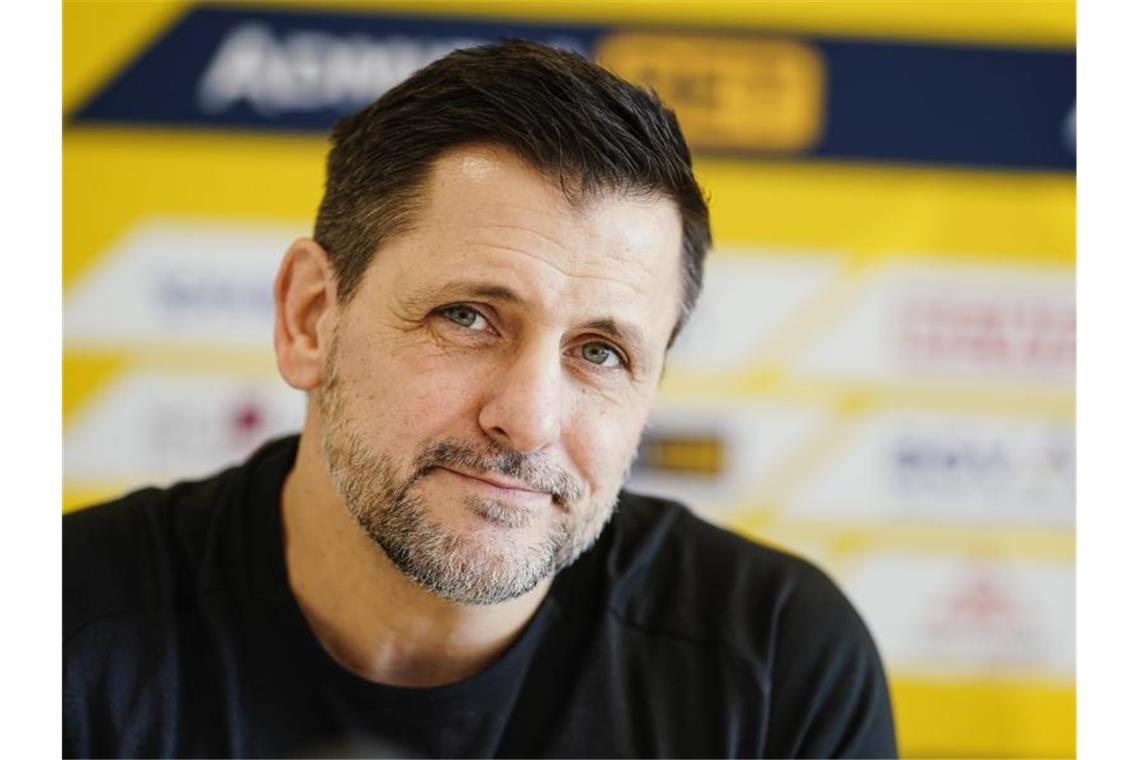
[314,39,711,345]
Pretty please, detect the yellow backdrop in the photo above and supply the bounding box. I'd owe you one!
[64,2,1076,756]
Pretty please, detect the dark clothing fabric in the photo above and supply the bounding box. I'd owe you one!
[63,436,897,758]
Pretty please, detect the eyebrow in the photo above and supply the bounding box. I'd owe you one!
[403,280,524,308]
[407,279,653,366]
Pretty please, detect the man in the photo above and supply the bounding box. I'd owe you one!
[64,41,896,758]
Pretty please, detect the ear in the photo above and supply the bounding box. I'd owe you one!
[273,238,338,391]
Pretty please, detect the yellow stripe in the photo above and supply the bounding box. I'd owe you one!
[259,0,1076,48]
[63,129,1075,293]
[731,516,1075,563]
[62,352,130,420]
[890,678,1075,758]
[63,0,190,113]
[659,374,1075,419]
[63,130,322,289]
[63,485,139,515]
[697,159,1075,264]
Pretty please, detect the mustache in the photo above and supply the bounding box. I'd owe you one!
[412,439,585,506]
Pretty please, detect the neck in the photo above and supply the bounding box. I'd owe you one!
[280,425,551,688]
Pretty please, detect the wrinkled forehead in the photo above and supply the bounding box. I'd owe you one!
[427,144,678,230]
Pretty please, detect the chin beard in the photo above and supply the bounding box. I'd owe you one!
[317,362,618,605]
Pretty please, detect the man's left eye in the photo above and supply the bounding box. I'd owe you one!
[580,341,623,368]
[440,305,486,330]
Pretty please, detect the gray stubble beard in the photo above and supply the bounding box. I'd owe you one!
[316,342,622,606]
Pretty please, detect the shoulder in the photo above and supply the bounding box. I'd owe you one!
[63,456,252,645]
[605,491,875,671]
[63,437,300,757]
[603,491,897,756]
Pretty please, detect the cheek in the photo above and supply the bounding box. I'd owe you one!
[564,400,649,496]
[337,338,488,446]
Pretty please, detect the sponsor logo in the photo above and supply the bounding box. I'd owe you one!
[927,569,1031,640]
[597,34,825,152]
[155,269,273,316]
[896,294,1075,375]
[842,554,1074,677]
[198,23,488,116]
[787,411,1074,526]
[624,402,827,516]
[147,394,284,468]
[64,370,306,485]
[1062,101,1075,153]
[795,265,1075,386]
[920,563,1060,671]
[891,431,1074,509]
[65,219,295,349]
[635,433,725,477]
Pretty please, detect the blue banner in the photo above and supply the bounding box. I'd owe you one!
[69,5,1075,171]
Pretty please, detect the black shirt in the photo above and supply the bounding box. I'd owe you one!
[63,436,897,758]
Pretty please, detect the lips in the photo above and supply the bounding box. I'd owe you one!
[438,467,550,499]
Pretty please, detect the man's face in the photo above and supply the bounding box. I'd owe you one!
[317,145,684,605]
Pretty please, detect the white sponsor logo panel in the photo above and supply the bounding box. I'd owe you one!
[65,370,306,486]
[785,410,1073,527]
[840,553,1074,678]
[668,252,842,372]
[65,218,301,350]
[794,262,1074,386]
[626,400,829,520]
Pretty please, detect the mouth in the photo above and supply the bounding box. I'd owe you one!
[436,466,552,504]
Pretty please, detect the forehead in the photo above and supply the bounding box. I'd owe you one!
[374,145,685,348]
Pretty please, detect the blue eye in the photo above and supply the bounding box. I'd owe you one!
[441,305,483,329]
[581,341,622,368]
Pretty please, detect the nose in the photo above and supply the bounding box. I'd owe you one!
[478,341,563,455]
